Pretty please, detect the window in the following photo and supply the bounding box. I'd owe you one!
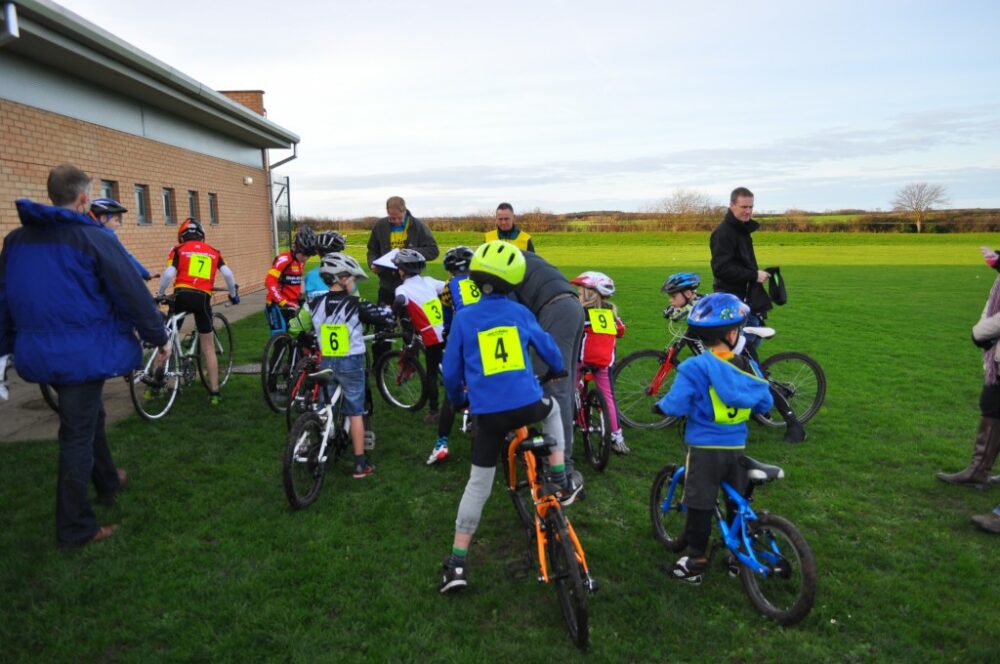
[208,193,218,225]
[162,188,177,225]
[187,190,199,219]
[134,185,150,225]
[100,179,118,201]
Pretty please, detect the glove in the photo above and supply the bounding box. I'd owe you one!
[972,333,997,351]
[229,294,241,305]
[281,304,298,317]
[0,354,11,401]
[541,368,569,384]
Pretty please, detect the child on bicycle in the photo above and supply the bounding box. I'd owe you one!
[309,253,395,478]
[661,272,701,321]
[570,271,628,454]
[654,292,773,584]
[427,246,480,465]
[391,248,447,424]
[304,231,347,301]
[265,226,317,334]
[439,240,572,593]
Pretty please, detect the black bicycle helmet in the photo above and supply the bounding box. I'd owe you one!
[178,218,205,243]
[316,231,347,256]
[392,248,426,275]
[293,226,318,256]
[443,246,474,273]
[90,197,128,217]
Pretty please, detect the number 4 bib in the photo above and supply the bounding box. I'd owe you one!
[478,326,525,375]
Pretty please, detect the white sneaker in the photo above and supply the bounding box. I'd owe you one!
[426,438,449,465]
[610,430,631,455]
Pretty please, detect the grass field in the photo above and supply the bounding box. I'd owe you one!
[2,231,999,661]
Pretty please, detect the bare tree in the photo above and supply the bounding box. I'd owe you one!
[658,188,715,216]
[892,182,949,233]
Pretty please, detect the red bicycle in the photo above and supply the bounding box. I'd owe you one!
[575,365,612,471]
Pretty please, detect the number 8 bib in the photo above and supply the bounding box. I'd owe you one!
[320,324,349,357]
[478,326,525,375]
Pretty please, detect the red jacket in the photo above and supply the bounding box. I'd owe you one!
[265,251,304,305]
[579,306,625,368]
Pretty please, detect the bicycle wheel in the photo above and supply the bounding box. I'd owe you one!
[649,464,688,552]
[612,349,677,430]
[197,313,234,390]
[286,358,321,431]
[128,343,180,421]
[738,512,817,626]
[374,349,428,411]
[545,509,589,650]
[753,352,826,428]
[283,412,327,509]
[580,390,612,472]
[261,333,294,413]
[39,384,59,413]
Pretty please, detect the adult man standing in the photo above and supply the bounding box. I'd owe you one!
[366,196,439,307]
[709,186,806,444]
[0,164,169,549]
[485,202,535,252]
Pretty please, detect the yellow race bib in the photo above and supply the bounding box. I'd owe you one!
[709,387,751,424]
[188,253,213,279]
[320,324,349,357]
[587,308,616,335]
[458,279,481,305]
[478,326,525,376]
[422,298,444,326]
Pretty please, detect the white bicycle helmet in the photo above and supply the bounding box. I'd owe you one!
[320,252,368,281]
[570,271,615,297]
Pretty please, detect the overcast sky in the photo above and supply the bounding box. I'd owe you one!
[57,0,1000,217]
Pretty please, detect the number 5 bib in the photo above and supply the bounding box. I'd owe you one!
[478,326,525,375]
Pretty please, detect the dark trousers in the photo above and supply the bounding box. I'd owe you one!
[54,381,120,546]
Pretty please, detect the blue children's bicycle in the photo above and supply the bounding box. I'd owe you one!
[649,456,817,626]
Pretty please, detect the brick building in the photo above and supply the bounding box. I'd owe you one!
[0,0,299,295]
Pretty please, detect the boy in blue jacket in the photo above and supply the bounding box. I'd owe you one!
[439,240,571,593]
[655,292,773,583]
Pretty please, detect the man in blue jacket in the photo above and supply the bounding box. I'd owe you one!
[0,164,170,549]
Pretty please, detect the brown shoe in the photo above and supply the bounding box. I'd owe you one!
[97,468,129,506]
[60,524,119,551]
[971,512,1000,534]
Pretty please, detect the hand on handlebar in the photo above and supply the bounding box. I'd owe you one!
[540,368,569,384]
[155,344,172,363]
[229,294,240,305]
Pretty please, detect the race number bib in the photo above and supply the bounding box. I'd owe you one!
[458,279,481,305]
[187,253,213,279]
[709,387,751,424]
[320,324,349,357]
[587,308,616,335]
[478,326,525,376]
[422,298,444,326]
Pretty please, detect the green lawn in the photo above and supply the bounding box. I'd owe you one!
[2,232,998,661]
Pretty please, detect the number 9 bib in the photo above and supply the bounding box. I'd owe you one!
[320,324,349,357]
[709,387,750,424]
[478,326,525,375]
[587,308,615,335]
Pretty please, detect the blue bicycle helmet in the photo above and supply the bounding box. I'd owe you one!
[687,292,749,328]
[662,272,701,294]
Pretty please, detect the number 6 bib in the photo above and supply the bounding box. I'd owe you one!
[478,326,525,375]
[320,324,349,357]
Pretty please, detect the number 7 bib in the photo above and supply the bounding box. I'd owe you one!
[478,326,525,375]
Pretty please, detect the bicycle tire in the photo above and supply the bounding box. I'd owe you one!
[649,464,688,552]
[374,349,428,412]
[283,412,327,509]
[286,357,321,431]
[261,333,295,413]
[752,352,826,428]
[128,343,180,421]
[612,349,678,430]
[39,384,59,414]
[197,312,234,390]
[545,509,589,650]
[581,389,612,472]
[738,512,817,626]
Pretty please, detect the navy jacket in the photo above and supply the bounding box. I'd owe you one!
[0,199,167,384]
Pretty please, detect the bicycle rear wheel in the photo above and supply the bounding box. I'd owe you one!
[545,509,589,650]
[374,349,427,412]
[39,384,59,413]
[738,512,817,626]
[283,412,327,509]
[128,343,180,421]
[581,390,612,472]
[612,350,677,430]
[753,352,826,428]
[261,333,294,413]
[649,464,688,552]
[197,312,234,390]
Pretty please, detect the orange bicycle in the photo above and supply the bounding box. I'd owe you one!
[502,426,596,650]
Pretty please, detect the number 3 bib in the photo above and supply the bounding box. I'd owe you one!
[478,326,525,375]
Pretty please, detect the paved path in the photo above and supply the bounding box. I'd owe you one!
[0,289,267,443]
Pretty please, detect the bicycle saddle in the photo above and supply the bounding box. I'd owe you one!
[742,326,776,339]
[739,456,784,482]
[307,368,334,385]
[517,433,556,455]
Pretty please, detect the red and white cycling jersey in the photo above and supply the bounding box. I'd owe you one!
[395,275,447,347]
[265,251,305,305]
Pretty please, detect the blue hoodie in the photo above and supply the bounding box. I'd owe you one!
[442,293,563,414]
[0,199,168,384]
[657,350,773,449]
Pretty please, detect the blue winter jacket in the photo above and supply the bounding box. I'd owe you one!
[656,350,773,449]
[442,293,564,414]
[0,199,168,384]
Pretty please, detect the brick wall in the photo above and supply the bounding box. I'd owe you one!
[220,91,266,117]
[0,98,273,297]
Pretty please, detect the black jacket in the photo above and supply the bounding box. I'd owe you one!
[366,212,439,297]
[709,211,771,315]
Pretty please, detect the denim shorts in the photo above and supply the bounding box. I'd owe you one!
[320,354,366,416]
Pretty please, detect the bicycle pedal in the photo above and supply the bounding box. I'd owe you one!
[504,558,532,581]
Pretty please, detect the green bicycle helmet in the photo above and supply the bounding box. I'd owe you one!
[469,240,525,294]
